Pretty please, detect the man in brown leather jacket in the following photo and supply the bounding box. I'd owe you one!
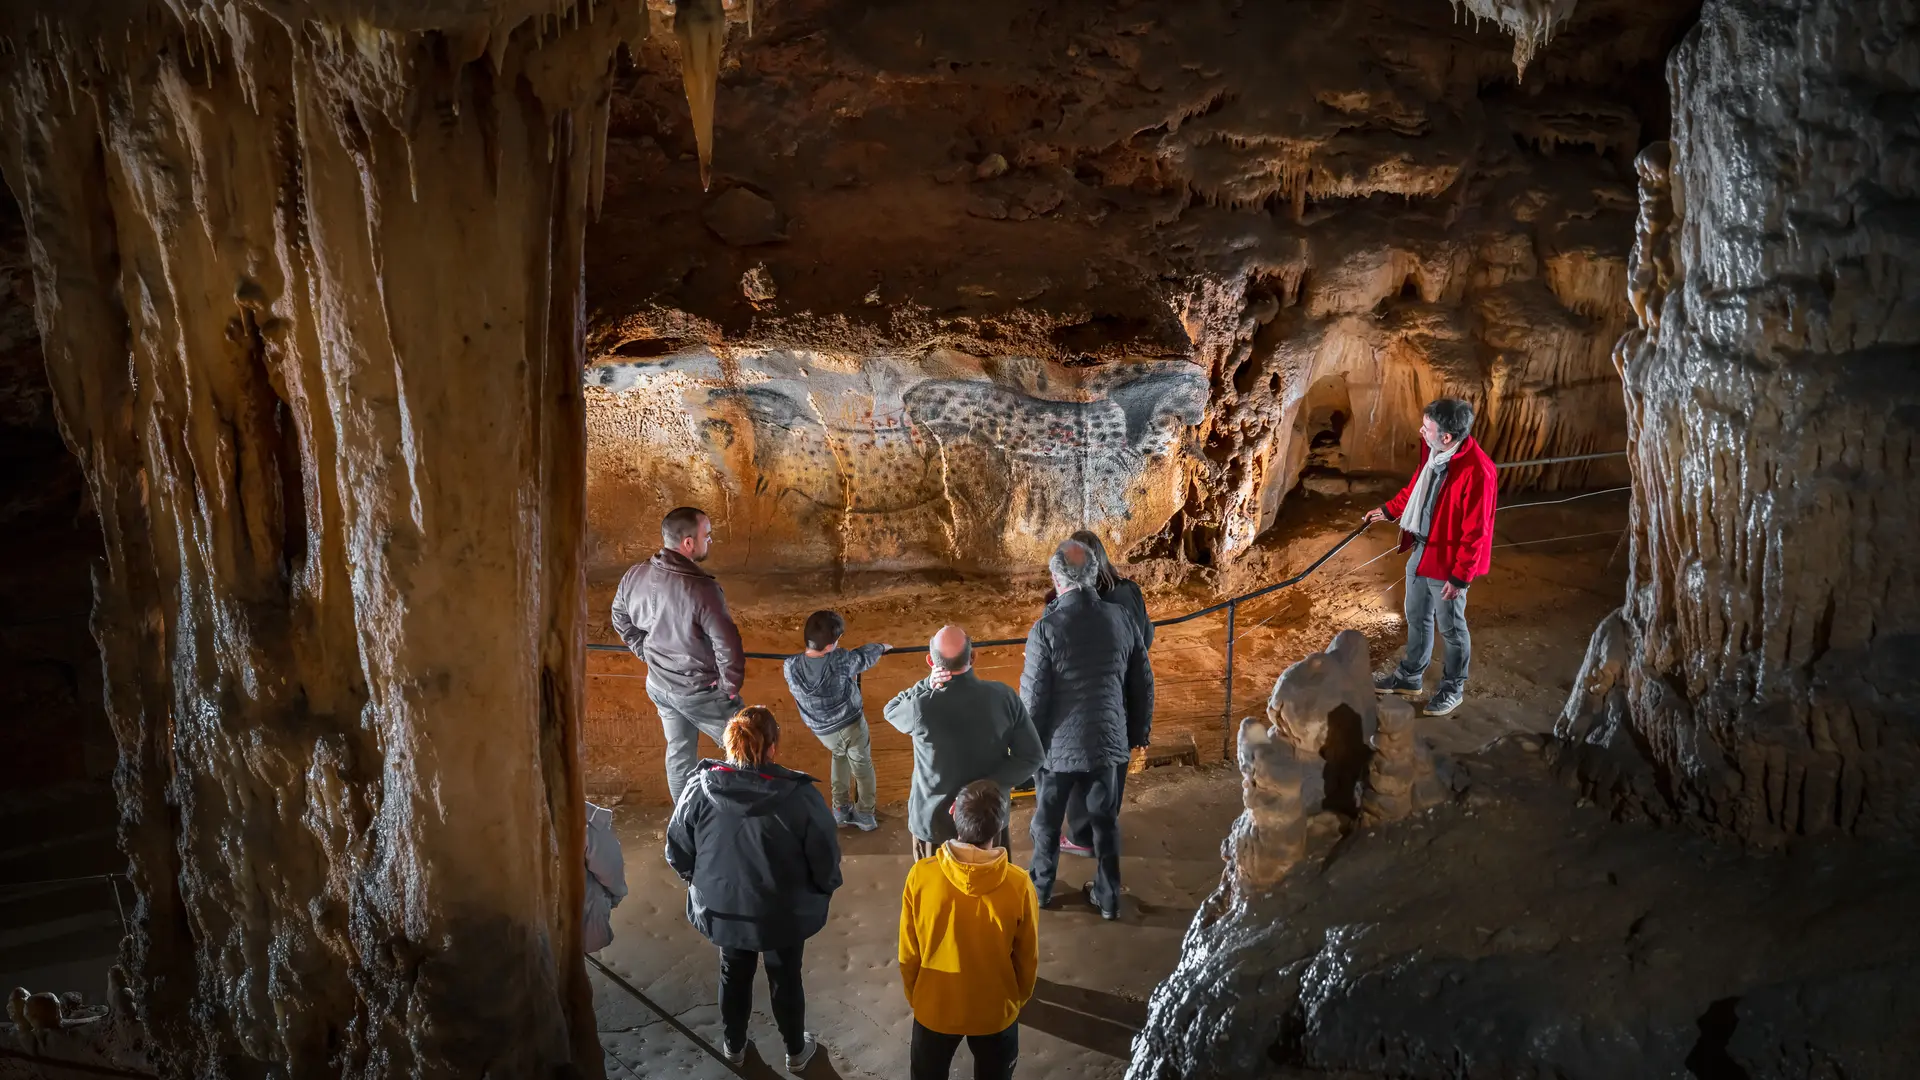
[611,507,747,804]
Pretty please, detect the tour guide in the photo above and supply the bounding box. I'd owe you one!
[1362,397,1498,717]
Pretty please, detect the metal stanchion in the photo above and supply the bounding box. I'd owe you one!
[1222,598,1237,761]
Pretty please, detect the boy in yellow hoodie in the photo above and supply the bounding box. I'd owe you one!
[898,779,1039,1079]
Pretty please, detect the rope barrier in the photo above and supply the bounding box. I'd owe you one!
[0,872,128,895]
[587,466,1631,664]
[1493,450,1626,469]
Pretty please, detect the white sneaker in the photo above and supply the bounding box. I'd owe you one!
[785,1032,819,1072]
[721,1039,747,1066]
[1424,684,1465,716]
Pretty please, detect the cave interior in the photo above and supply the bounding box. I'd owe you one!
[0,0,1916,1077]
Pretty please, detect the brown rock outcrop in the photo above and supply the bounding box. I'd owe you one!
[1564,0,1920,842]
[0,3,638,1075]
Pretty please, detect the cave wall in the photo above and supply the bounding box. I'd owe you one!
[0,188,110,795]
[1563,0,1920,841]
[587,348,1204,572]
[581,0,1693,574]
[0,3,638,1075]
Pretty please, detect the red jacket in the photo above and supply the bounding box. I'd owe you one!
[1382,436,1497,588]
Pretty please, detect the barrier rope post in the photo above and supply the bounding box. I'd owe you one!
[1221,597,1237,761]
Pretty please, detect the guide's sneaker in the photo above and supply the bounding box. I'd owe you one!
[1424,684,1465,716]
[1059,835,1093,858]
[832,805,853,828]
[786,1033,819,1073]
[850,808,879,832]
[721,1039,748,1067]
[1373,667,1422,694]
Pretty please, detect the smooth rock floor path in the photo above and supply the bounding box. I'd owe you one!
[592,767,1246,1079]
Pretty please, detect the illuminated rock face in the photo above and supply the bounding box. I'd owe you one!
[1564,0,1920,842]
[585,0,1695,571]
[587,350,1206,572]
[0,4,636,1075]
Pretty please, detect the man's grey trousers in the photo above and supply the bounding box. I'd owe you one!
[1390,540,1471,691]
[648,680,742,805]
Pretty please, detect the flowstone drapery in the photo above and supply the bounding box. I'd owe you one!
[0,3,641,1075]
[1561,0,1920,843]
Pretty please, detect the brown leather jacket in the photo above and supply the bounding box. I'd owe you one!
[610,549,745,697]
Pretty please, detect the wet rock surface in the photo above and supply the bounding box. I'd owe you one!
[1133,738,1920,1079]
[1564,0,1920,842]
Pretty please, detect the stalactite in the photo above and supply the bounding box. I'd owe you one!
[675,0,726,190]
[1449,0,1580,79]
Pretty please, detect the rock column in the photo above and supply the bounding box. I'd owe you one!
[1568,0,1920,841]
[0,4,640,1075]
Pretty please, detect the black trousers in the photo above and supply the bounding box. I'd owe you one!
[911,1020,1019,1080]
[1063,770,1127,847]
[1028,764,1125,913]
[718,944,806,1055]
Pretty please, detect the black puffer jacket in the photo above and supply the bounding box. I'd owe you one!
[1020,589,1154,772]
[665,760,843,952]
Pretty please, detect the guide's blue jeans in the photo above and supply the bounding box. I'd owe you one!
[1392,541,1471,690]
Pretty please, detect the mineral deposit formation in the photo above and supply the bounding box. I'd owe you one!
[0,2,642,1075]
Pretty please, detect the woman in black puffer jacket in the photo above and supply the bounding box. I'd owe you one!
[666,705,843,1071]
[1041,530,1155,855]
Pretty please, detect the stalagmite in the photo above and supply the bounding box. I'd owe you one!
[675,0,727,190]
[0,1,644,1075]
[1359,698,1451,826]
[1625,141,1675,331]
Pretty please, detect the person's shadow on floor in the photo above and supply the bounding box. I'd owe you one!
[1017,976,1149,1059]
[740,1045,850,1079]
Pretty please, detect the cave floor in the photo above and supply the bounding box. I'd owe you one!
[591,765,1244,1080]
[585,488,1636,1078]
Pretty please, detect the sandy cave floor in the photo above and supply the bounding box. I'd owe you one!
[584,488,1633,1078]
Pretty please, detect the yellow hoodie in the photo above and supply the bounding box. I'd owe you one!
[898,840,1039,1036]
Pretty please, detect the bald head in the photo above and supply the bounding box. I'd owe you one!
[930,625,973,674]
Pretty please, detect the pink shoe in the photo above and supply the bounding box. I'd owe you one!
[1059,836,1093,857]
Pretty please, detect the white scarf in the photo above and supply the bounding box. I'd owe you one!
[1401,436,1462,539]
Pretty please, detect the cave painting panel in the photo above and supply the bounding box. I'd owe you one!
[586,350,1205,575]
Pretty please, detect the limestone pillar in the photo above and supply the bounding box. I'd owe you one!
[1566,0,1920,842]
[0,4,641,1074]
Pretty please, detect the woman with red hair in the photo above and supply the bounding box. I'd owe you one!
[666,705,843,1071]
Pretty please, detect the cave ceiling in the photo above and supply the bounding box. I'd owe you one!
[582,0,1699,574]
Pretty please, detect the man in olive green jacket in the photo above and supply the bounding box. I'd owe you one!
[884,625,1043,859]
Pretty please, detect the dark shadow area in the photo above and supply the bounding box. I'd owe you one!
[1019,976,1148,1059]
[1319,702,1372,817]
[1684,997,1750,1080]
